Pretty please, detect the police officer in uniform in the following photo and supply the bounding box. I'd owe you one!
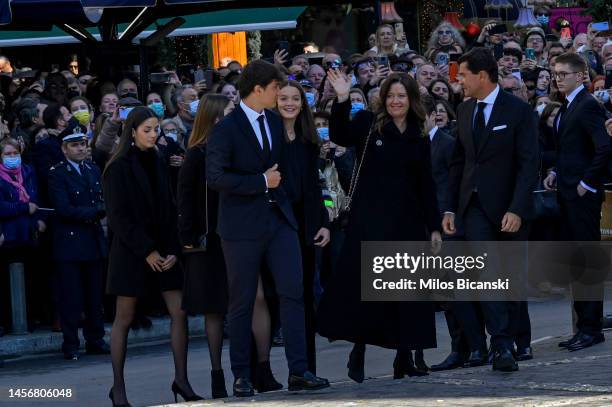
[48,128,109,360]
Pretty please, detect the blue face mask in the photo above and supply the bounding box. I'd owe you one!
[350,102,365,119]
[305,92,316,108]
[189,100,200,117]
[3,155,21,170]
[148,102,165,119]
[536,15,549,26]
[317,127,329,141]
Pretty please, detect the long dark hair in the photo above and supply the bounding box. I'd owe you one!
[375,72,426,134]
[278,80,319,145]
[103,106,157,175]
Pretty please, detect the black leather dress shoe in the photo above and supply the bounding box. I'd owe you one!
[288,371,330,391]
[492,349,518,372]
[567,332,605,352]
[464,349,488,367]
[63,352,79,361]
[558,332,581,348]
[515,346,533,361]
[86,342,110,355]
[430,352,467,371]
[233,377,254,397]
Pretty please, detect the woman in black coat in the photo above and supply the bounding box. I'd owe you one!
[276,80,330,374]
[103,107,201,406]
[177,94,234,399]
[317,72,441,381]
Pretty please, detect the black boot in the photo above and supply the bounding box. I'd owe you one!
[347,343,365,383]
[211,369,228,399]
[414,349,429,372]
[254,361,283,393]
[393,350,428,379]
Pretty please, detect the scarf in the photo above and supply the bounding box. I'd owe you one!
[0,163,30,203]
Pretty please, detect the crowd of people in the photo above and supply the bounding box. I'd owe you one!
[1,15,612,406]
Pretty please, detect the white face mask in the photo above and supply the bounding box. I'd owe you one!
[535,103,547,116]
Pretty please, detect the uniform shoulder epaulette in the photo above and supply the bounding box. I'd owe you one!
[49,161,66,171]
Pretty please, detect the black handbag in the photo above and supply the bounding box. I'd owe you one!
[533,160,560,219]
[339,125,374,230]
[182,180,209,254]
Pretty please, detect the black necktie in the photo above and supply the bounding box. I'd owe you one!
[78,162,85,176]
[557,99,569,129]
[473,102,487,148]
[257,115,271,161]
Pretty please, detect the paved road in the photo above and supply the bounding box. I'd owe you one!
[1,295,610,407]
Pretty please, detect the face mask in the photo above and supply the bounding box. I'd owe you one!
[317,127,329,141]
[536,15,549,26]
[73,109,91,126]
[2,156,21,170]
[594,90,610,104]
[350,102,365,118]
[123,91,138,99]
[535,103,546,116]
[165,130,178,142]
[189,100,199,117]
[149,102,165,118]
[305,92,316,108]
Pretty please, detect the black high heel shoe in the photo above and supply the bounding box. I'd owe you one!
[393,350,429,379]
[108,388,131,407]
[171,381,203,403]
[347,344,365,383]
[414,349,429,373]
[211,369,228,399]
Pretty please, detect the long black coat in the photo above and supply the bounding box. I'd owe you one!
[317,99,440,350]
[177,144,227,314]
[103,147,182,297]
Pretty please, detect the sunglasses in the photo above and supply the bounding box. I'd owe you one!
[526,85,536,91]
[438,30,452,35]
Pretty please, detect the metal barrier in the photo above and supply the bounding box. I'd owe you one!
[8,262,28,335]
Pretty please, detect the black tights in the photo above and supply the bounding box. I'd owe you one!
[110,291,195,404]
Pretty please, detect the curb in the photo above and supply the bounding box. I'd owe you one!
[0,316,205,359]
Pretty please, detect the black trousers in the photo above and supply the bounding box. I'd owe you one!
[451,301,486,352]
[462,193,531,351]
[56,260,105,353]
[559,193,604,334]
[222,205,308,379]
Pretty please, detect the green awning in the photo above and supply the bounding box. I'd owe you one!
[0,6,305,47]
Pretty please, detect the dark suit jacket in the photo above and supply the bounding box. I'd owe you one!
[448,89,539,224]
[430,128,455,216]
[206,105,297,240]
[553,87,610,201]
[47,160,107,262]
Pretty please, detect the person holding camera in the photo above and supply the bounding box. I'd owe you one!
[47,129,109,360]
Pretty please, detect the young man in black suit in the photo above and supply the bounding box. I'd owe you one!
[206,60,329,396]
[442,47,539,372]
[544,52,609,352]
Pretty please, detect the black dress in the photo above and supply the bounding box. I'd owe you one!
[317,99,440,350]
[104,146,183,297]
[177,145,228,314]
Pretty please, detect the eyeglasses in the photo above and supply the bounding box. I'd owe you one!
[526,85,536,91]
[527,37,543,43]
[438,30,452,35]
[553,71,580,81]
[535,13,550,17]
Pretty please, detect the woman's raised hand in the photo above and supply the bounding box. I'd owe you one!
[327,69,351,102]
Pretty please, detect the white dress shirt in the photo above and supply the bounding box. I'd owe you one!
[239,100,273,188]
[240,100,273,150]
[429,126,439,141]
[473,85,500,127]
[67,159,83,175]
[553,85,595,193]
